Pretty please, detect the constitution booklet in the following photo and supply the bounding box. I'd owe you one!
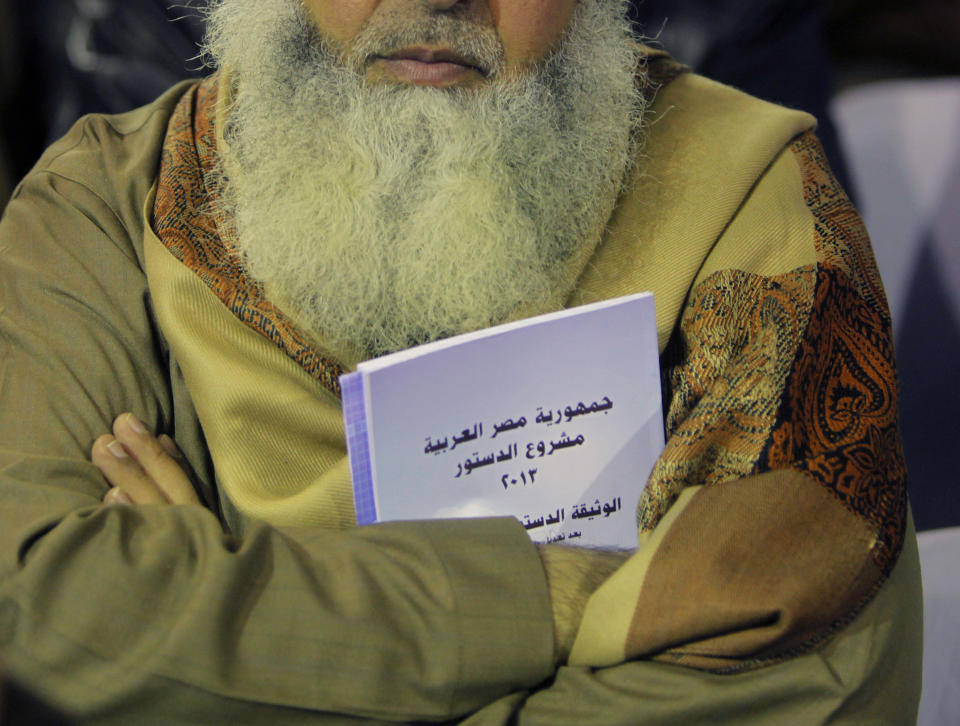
[340,292,664,548]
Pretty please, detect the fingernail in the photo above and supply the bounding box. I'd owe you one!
[108,488,134,505]
[127,414,147,435]
[107,440,129,459]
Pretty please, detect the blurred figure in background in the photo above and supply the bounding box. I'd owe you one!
[828,0,960,84]
[827,0,960,534]
[0,0,18,210]
[1,0,207,208]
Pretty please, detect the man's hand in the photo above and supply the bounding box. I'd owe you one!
[538,544,632,664]
[91,413,200,506]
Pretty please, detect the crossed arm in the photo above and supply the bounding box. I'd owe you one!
[90,412,630,665]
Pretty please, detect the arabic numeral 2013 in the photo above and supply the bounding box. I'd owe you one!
[501,468,538,490]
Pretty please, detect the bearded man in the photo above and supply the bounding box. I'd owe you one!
[0,0,922,723]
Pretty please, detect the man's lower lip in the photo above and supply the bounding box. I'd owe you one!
[378,58,479,85]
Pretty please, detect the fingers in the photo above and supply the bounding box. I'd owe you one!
[91,414,200,506]
[112,414,200,505]
[92,431,169,505]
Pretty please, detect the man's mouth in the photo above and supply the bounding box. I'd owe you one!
[373,47,487,86]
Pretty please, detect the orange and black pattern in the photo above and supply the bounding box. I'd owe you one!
[152,77,345,398]
[639,266,816,529]
[641,131,906,573]
[763,134,907,575]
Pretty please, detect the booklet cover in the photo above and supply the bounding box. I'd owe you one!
[340,292,664,548]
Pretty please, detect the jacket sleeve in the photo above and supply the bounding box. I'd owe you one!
[0,113,554,723]
[454,130,923,726]
[567,130,915,673]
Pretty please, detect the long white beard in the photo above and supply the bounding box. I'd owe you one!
[204,0,645,362]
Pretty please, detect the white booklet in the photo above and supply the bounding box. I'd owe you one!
[340,292,664,548]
